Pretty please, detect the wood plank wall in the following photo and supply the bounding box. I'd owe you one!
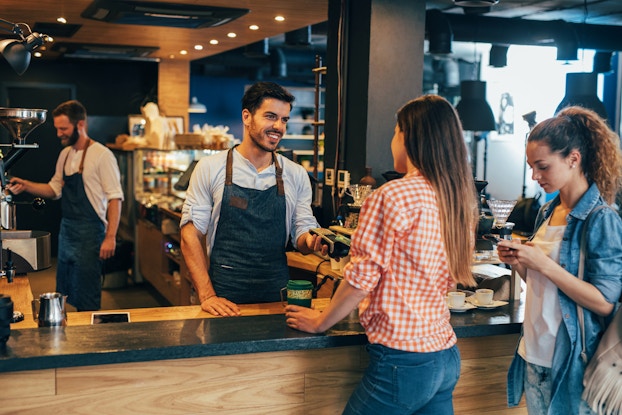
[0,335,526,414]
[158,60,190,133]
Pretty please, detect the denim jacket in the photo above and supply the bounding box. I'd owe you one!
[507,183,622,414]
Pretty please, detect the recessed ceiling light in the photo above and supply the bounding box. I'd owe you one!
[249,25,259,30]
[210,39,219,45]
[194,45,203,50]
[180,50,188,55]
[169,54,175,59]
[34,52,42,58]
[274,15,285,22]
[56,17,67,24]
[227,32,236,38]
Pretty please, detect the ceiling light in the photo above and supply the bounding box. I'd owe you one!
[227,32,236,38]
[593,51,613,73]
[179,49,188,55]
[274,16,285,22]
[57,17,67,24]
[455,80,496,131]
[209,39,219,45]
[249,25,259,31]
[556,72,608,120]
[489,45,509,68]
[194,44,203,50]
[188,97,207,114]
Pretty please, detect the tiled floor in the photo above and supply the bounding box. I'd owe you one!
[27,259,169,312]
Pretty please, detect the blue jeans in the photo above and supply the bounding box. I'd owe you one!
[343,343,461,415]
[524,361,596,415]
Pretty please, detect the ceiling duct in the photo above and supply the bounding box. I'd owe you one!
[51,42,159,61]
[270,47,287,78]
[285,26,312,46]
[428,10,622,52]
[426,9,453,55]
[81,0,249,29]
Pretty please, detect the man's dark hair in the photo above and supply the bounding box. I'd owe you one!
[242,82,295,114]
[52,100,87,124]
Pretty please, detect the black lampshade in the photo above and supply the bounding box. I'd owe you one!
[455,80,496,131]
[556,72,608,120]
[489,45,509,68]
[0,38,30,75]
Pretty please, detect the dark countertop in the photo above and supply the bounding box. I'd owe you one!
[0,300,523,373]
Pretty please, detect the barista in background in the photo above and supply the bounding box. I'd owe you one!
[180,81,326,317]
[7,100,123,311]
[286,95,478,415]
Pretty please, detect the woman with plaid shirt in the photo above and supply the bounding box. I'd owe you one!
[286,95,478,415]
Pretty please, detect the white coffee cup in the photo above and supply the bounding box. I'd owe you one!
[447,291,466,308]
[475,288,494,305]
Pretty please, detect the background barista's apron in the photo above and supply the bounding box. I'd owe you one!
[208,148,289,304]
[56,140,106,311]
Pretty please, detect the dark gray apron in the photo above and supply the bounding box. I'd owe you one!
[208,147,288,303]
[56,140,105,311]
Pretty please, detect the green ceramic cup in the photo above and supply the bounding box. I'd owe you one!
[281,280,313,308]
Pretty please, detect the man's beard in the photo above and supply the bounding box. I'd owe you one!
[63,126,79,147]
[248,119,281,153]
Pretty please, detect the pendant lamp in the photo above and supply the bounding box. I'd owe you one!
[455,80,496,131]
[188,97,207,114]
[555,73,607,120]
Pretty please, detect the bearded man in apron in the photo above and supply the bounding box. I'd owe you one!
[181,82,327,317]
[8,100,123,311]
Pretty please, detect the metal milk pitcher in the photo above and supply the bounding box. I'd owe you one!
[32,292,67,327]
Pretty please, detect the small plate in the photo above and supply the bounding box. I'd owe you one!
[446,301,476,313]
[466,297,509,309]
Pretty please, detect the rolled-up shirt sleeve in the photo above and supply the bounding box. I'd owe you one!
[180,158,214,235]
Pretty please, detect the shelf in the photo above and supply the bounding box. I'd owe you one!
[284,134,316,140]
[293,150,324,156]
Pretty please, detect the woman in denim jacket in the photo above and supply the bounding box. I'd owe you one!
[498,106,622,415]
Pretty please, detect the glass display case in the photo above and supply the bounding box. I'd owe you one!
[111,147,219,290]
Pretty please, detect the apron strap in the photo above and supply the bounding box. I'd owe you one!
[226,145,285,196]
[273,152,284,196]
[62,139,92,175]
[225,146,234,186]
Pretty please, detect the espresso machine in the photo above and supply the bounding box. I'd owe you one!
[0,108,51,279]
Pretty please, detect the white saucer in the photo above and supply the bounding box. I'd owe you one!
[446,301,476,313]
[466,297,509,309]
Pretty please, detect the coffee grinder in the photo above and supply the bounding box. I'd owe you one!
[475,180,495,251]
[0,108,51,280]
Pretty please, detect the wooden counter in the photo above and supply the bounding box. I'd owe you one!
[1,273,525,414]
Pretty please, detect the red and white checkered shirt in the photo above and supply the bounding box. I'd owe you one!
[343,170,456,352]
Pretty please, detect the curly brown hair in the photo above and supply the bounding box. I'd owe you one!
[528,106,622,204]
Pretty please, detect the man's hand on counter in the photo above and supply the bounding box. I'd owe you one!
[201,295,241,317]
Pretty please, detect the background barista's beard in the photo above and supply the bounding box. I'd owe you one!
[66,125,79,146]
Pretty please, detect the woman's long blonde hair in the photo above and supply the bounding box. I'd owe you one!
[397,95,477,287]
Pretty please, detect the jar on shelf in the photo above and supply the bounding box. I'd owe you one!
[359,167,377,188]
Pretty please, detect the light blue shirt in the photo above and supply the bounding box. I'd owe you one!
[180,148,319,254]
[507,183,622,414]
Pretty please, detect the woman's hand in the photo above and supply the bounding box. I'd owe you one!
[285,304,324,333]
[496,239,522,265]
[497,240,556,276]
